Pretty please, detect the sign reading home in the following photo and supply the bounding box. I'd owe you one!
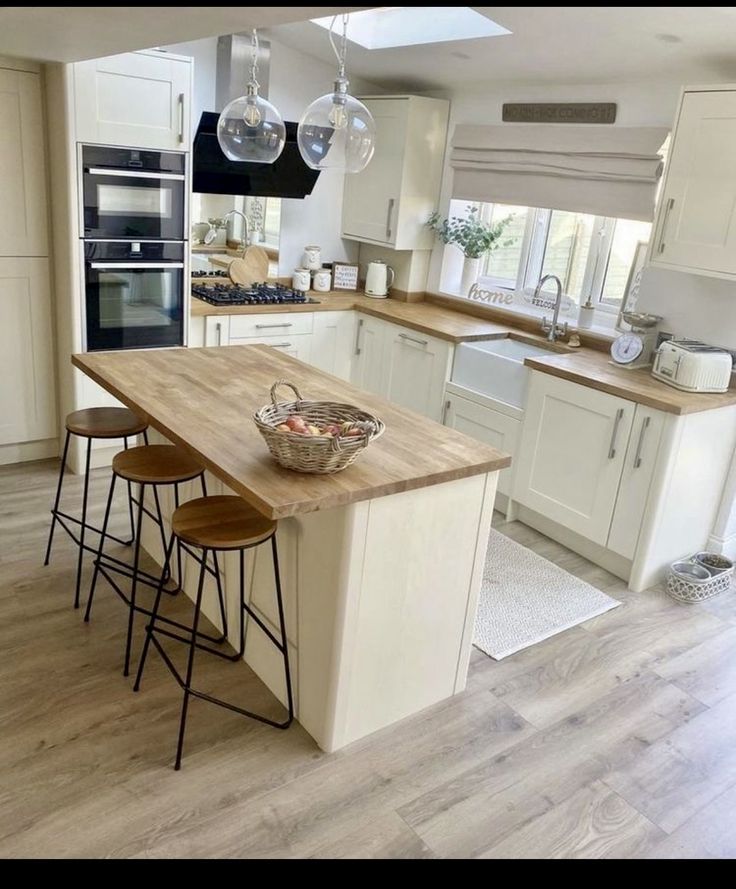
[502,103,617,124]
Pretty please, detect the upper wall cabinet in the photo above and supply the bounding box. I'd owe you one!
[0,68,49,257]
[650,86,736,279]
[342,96,449,251]
[73,50,192,151]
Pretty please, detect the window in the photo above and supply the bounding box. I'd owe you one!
[447,200,652,313]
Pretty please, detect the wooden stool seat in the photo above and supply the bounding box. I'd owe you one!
[112,445,204,485]
[66,407,148,439]
[172,495,277,550]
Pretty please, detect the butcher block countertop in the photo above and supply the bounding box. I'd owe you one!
[191,291,512,343]
[525,350,736,415]
[72,346,511,519]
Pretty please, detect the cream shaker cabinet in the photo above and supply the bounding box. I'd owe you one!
[650,86,736,279]
[73,50,192,150]
[0,68,49,257]
[351,315,389,394]
[0,258,57,446]
[384,326,453,422]
[342,96,449,250]
[310,311,357,381]
[513,373,635,545]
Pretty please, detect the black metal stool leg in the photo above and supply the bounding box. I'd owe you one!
[211,551,228,642]
[84,472,117,622]
[271,535,294,724]
[133,532,176,693]
[123,437,136,546]
[44,430,71,566]
[174,548,208,771]
[151,485,171,585]
[124,483,146,677]
[174,484,183,591]
[73,438,93,609]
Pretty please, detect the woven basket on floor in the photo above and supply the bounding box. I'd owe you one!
[254,380,385,474]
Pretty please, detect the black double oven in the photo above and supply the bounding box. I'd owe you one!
[81,146,187,351]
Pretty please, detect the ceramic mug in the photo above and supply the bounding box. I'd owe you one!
[292,268,311,292]
[303,245,322,271]
[312,268,332,292]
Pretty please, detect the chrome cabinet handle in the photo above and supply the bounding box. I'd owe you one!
[87,168,185,181]
[255,322,293,329]
[657,197,675,254]
[399,332,428,347]
[355,318,364,356]
[633,416,651,469]
[442,399,451,424]
[178,93,185,144]
[386,198,395,241]
[608,408,625,459]
[215,322,222,346]
[271,342,292,348]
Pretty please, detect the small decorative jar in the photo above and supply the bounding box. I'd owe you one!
[292,268,311,292]
[303,245,322,271]
[312,268,332,292]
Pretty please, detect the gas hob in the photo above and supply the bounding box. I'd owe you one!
[191,282,319,307]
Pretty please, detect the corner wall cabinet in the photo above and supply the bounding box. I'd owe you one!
[73,50,192,150]
[342,96,450,250]
[512,371,736,590]
[650,85,736,279]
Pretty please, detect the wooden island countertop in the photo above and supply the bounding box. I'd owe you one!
[73,345,510,519]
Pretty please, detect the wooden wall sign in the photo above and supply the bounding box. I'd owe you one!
[502,103,617,124]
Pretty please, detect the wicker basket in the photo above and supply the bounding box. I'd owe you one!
[666,557,734,603]
[254,380,385,474]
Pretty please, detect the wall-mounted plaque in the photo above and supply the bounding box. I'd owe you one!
[332,262,360,291]
[502,103,617,124]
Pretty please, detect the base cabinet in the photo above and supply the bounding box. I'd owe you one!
[310,311,357,381]
[0,258,57,445]
[444,392,520,498]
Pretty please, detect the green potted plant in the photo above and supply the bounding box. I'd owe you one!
[428,205,514,294]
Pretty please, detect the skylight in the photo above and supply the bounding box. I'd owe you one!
[311,7,511,50]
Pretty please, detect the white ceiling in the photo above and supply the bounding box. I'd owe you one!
[265,6,736,90]
[0,6,372,62]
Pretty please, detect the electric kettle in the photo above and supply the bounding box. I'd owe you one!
[364,260,395,299]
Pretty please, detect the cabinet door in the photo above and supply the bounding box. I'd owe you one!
[445,394,520,497]
[607,406,666,559]
[512,373,634,545]
[229,333,312,364]
[342,99,408,246]
[652,90,736,276]
[204,316,229,346]
[0,258,56,444]
[0,69,48,256]
[74,52,191,150]
[310,311,357,381]
[384,326,453,421]
[351,316,388,395]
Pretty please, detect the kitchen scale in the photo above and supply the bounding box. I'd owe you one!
[610,311,663,369]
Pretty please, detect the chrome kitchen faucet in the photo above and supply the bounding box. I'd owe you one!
[536,274,569,343]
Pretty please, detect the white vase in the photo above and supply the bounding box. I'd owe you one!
[460,256,481,296]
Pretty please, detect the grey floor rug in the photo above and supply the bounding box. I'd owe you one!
[474,529,622,660]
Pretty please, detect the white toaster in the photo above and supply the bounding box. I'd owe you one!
[652,340,733,393]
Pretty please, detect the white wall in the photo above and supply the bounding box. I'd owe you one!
[425,78,736,349]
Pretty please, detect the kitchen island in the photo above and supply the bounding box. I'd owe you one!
[73,345,510,752]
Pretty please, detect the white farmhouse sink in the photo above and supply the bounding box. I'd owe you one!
[451,337,556,408]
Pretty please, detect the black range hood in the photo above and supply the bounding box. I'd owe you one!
[193,112,320,199]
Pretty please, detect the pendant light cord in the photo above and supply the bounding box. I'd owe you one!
[249,28,260,90]
[328,13,349,79]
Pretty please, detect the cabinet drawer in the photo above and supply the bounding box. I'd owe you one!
[228,333,312,365]
[229,312,314,339]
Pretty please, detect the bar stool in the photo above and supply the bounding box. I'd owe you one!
[44,407,149,609]
[134,495,294,770]
[85,444,229,678]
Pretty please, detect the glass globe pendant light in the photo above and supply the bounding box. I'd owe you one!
[217,29,286,164]
[297,14,376,174]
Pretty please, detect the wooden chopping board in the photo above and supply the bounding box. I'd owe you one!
[228,246,270,286]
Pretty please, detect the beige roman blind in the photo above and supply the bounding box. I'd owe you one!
[450,124,669,221]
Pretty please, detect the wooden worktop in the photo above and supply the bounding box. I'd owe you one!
[191,291,512,343]
[72,346,510,519]
[525,350,736,415]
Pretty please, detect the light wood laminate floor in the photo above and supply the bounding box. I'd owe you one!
[1,459,735,859]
